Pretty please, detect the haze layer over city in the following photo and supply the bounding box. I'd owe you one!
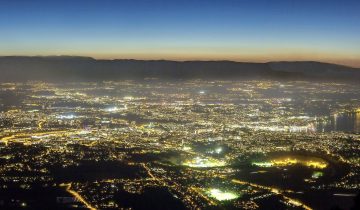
[0,1,359,210]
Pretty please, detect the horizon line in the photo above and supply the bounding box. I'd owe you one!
[1,54,359,69]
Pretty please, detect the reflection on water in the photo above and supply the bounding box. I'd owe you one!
[357,111,360,132]
[317,111,360,133]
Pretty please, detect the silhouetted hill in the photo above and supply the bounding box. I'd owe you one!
[269,61,360,79]
[0,56,359,81]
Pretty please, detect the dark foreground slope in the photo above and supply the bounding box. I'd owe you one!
[0,56,359,81]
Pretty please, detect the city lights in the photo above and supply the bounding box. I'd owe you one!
[0,80,359,210]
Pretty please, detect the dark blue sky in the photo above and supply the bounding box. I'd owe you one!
[1,0,359,66]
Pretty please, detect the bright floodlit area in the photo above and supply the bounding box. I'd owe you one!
[182,157,227,168]
[206,189,240,201]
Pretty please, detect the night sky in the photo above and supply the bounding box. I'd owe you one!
[1,0,359,66]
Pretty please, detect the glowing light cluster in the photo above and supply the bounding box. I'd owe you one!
[206,188,239,201]
[182,157,226,168]
[305,161,327,169]
[182,146,192,151]
[312,171,324,179]
[252,157,328,169]
[105,107,119,112]
[104,105,127,112]
[252,162,273,167]
[207,147,223,154]
[247,124,316,132]
[56,114,76,119]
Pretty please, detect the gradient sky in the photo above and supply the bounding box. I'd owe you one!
[0,0,359,66]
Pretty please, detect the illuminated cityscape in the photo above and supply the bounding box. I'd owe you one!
[1,0,360,209]
[0,80,359,209]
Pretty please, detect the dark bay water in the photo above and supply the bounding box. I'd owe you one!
[317,111,360,133]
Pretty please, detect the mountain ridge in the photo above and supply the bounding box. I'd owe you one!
[0,56,359,82]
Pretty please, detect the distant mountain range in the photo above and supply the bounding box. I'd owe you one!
[0,56,359,82]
